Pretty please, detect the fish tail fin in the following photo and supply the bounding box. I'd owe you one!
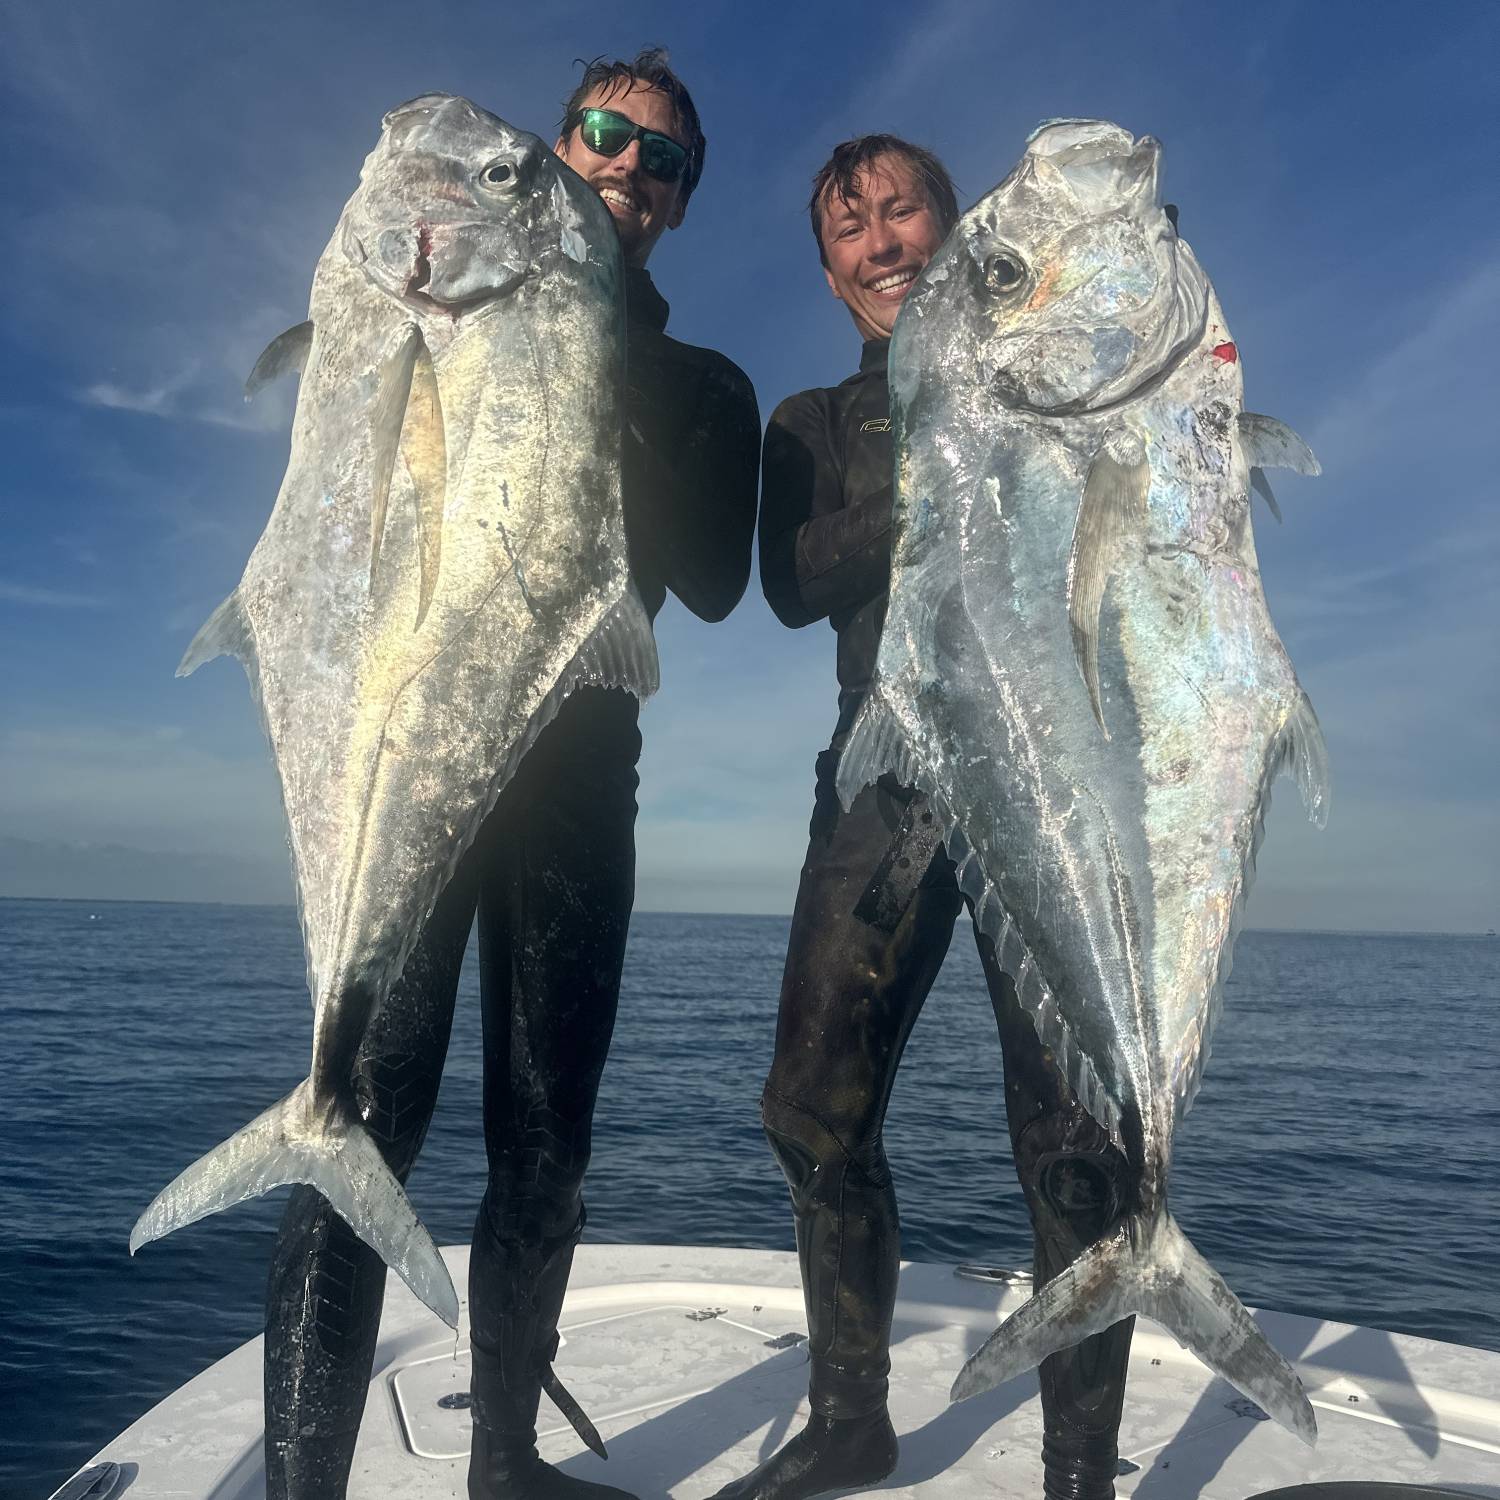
[951,1209,1316,1447]
[128,1080,459,1328]
[177,591,252,677]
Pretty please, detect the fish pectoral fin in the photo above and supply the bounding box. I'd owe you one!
[400,338,447,630]
[1250,468,1284,523]
[951,1210,1316,1447]
[245,320,314,401]
[178,590,251,676]
[1067,432,1150,737]
[1238,412,1322,477]
[368,324,424,596]
[129,1077,460,1329]
[568,586,661,701]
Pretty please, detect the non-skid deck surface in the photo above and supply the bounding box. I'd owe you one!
[88,1245,1500,1499]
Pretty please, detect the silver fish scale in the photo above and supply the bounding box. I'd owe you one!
[841,121,1327,1199]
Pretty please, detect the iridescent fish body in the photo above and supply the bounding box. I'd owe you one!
[837,120,1326,1440]
[130,95,656,1326]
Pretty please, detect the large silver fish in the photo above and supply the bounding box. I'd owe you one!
[129,95,657,1326]
[837,121,1326,1440]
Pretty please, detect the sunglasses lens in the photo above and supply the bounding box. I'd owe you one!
[581,109,633,156]
[641,136,687,183]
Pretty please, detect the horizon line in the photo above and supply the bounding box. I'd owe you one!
[0,893,1493,940]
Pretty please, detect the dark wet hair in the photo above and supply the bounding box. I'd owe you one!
[809,135,960,266]
[559,46,706,204]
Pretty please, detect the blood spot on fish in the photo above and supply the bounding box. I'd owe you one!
[1212,341,1237,364]
[409,221,434,294]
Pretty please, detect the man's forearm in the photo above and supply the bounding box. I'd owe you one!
[762,486,893,627]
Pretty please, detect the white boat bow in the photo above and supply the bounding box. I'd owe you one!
[61,1244,1500,1498]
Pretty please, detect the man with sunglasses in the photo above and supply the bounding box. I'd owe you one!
[710,136,1134,1500]
[261,48,759,1500]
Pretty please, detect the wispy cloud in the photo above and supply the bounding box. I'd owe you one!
[80,364,202,418]
[0,580,108,609]
[78,368,276,432]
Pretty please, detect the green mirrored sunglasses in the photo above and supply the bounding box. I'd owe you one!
[570,106,689,185]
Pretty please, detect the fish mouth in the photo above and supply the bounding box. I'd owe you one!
[397,227,529,318]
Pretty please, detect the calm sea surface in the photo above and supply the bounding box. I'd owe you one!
[2,899,1497,1498]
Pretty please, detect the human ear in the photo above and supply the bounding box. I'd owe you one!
[824,266,844,303]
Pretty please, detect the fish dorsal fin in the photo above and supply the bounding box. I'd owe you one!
[245,321,314,400]
[399,338,447,630]
[836,696,1125,1144]
[1249,467,1284,523]
[368,325,423,598]
[177,591,252,677]
[1066,430,1150,738]
[1238,412,1321,476]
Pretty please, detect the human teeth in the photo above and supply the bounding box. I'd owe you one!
[598,187,638,211]
[871,270,916,294]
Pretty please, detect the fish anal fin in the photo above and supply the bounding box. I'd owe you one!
[1238,412,1321,477]
[245,320,314,401]
[400,339,447,630]
[369,325,423,596]
[1067,432,1149,738]
[567,586,660,701]
[435,586,660,895]
[835,696,923,813]
[1281,690,1330,829]
[178,591,250,677]
[1250,468,1283,522]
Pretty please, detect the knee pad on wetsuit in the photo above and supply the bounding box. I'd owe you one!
[1014,1102,1130,1256]
[761,1087,868,1212]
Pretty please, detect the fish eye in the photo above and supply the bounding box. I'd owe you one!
[479,158,519,191]
[982,251,1028,294]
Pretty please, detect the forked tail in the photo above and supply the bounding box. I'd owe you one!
[951,1207,1316,1445]
[128,1078,459,1327]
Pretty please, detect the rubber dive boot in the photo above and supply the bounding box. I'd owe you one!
[709,1109,899,1500]
[468,1215,637,1500]
[1017,1102,1136,1500]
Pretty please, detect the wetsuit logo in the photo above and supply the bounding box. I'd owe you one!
[860,418,891,433]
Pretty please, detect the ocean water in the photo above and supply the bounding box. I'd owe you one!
[2,898,1497,1498]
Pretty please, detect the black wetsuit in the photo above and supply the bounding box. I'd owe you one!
[730,339,1134,1500]
[263,266,760,1500]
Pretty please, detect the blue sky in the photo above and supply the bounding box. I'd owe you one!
[1,0,1495,929]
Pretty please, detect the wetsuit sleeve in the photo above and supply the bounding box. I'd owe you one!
[621,325,761,623]
[759,394,893,629]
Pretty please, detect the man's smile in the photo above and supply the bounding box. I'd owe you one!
[595,181,644,214]
[868,267,921,298]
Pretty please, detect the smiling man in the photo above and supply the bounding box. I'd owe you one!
[715,137,1136,1500]
[260,48,760,1500]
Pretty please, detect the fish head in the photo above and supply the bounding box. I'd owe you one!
[897,120,1208,415]
[340,94,613,316]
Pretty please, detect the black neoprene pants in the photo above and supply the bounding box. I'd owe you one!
[262,691,640,1500]
[761,742,1135,1498]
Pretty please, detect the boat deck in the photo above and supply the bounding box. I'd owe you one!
[75,1244,1500,1498]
